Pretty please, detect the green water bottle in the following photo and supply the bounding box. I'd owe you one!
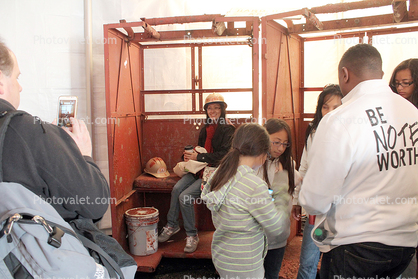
[313,227,327,241]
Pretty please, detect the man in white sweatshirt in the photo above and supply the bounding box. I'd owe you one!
[299,43,418,279]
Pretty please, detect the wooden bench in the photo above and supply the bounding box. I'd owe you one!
[133,172,215,231]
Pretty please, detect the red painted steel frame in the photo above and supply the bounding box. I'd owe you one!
[104,7,418,272]
[104,15,260,272]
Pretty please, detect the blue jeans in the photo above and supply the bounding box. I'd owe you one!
[297,221,321,279]
[264,247,286,279]
[166,173,202,236]
[320,242,415,279]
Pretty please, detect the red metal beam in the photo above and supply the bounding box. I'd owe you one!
[264,9,307,21]
[310,0,393,14]
[132,28,251,43]
[303,32,365,42]
[141,88,253,94]
[291,13,418,33]
[367,25,418,35]
[141,42,249,49]
[140,14,222,25]
[264,0,393,22]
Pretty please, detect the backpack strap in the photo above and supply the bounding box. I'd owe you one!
[50,222,125,279]
[0,110,26,182]
[76,233,125,279]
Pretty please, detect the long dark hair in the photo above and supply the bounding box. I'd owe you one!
[305,85,343,147]
[389,58,418,108]
[205,102,228,125]
[209,123,270,192]
[263,119,295,195]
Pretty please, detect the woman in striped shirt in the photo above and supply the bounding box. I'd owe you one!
[201,123,288,279]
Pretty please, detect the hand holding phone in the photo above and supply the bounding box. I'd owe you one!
[57,96,78,127]
[62,118,92,157]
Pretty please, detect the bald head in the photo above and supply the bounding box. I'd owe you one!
[338,44,384,96]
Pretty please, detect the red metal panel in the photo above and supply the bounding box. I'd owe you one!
[108,32,123,113]
[288,35,302,161]
[116,42,135,114]
[128,43,143,169]
[113,117,141,201]
[142,120,201,170]
[261,17,302,170]
[252,17,260,120]
[129,43,141,114]
[263,20,286,119]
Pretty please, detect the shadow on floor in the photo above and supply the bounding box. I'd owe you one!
[135,257,219,279]
[134,236,304,279]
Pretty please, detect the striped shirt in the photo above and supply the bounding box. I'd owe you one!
[201,165,287,278]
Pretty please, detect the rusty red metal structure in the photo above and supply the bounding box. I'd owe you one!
[104,0,418,272]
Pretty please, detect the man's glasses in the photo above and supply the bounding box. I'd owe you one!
[271,141,290,148]
[392,81,414,88]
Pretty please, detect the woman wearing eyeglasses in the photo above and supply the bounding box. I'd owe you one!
[389,58,418,108]
[293,84,343,279]
[257,118,302,279]
[390,58,418,279]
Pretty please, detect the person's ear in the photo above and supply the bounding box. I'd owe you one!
[0,70,4,95]
[342,67,349,83]
[380,70,384,79]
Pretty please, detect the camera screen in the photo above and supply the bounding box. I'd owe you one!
[58,100,76,127]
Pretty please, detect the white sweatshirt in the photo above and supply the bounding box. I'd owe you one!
[293,134,313,206]
[299,79,418,253]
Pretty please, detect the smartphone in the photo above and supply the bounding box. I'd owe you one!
[268,189,275,201]
[57,96,78,127]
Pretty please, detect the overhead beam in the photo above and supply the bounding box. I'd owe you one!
[310,0,393,14]
[131,28,251,43]
[290,13,418,33]
[140,14,222,25]
[264,0,393,22]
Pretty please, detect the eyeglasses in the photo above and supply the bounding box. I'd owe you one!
[392,81,414,88]
[271,141,290,148]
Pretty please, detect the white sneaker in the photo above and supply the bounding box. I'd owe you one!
[158,226,180,242]
[184,235,199,253]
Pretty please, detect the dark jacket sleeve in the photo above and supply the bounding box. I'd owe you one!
[3,114,110,221]
[196,124,235,166]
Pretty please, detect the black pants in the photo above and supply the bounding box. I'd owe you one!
[320,242,415,279]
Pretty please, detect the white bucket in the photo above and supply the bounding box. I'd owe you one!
[125,207,159,256]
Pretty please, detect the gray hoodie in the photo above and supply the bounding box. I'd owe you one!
[201,164,288,278]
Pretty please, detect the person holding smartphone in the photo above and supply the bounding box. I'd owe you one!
[0,40,109,222]
[257,118,302,279]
